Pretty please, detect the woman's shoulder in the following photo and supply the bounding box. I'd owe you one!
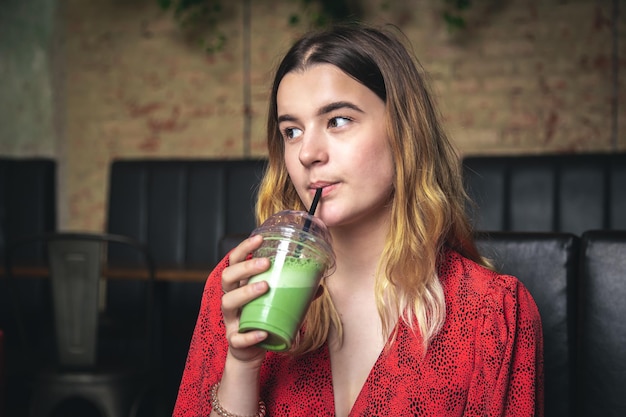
[436,249,542,367]
[439,249,539,318]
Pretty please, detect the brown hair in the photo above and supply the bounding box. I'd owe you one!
[256,24,486,354]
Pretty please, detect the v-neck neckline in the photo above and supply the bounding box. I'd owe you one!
[325,320,405,416]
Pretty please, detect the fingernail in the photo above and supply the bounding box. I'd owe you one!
[253,281,266,291]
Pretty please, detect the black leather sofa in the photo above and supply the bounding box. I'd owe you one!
[475,231,579,417]
[0,158,57,268]
[463,152,626,235]
[107,158,267,272]
[577,230,626,417]
[105,158,267,409]
[478,230,626,417]
[104,157,625,416]
[0,157,57,332]
[464,153,626,416]
[101,157,626,416]
[0,158,57,415]
[1,156,615,416]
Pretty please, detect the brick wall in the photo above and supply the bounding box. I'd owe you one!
[1,0,623,231]
[417,0,622,155]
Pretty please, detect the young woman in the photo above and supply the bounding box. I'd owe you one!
[174,24,543,417]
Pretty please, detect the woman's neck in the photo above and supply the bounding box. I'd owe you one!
[328,210,390,287]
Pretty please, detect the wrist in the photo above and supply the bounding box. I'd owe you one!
[211,382,266,417]
[216,352,264,415]
[224,350,265,376]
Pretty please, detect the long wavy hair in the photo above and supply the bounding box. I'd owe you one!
[256,24,487,355]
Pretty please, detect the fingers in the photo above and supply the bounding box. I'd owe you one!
[222,280,270,357]
[221,279,269,317]
[222,234,268,293]
[228,234,264,265]
[221,272,270,353]
[221,234,270,326]
[220,234,272,356]
[222,257,270,294]
[229,328,268,350]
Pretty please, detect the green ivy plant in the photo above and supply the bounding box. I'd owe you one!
[159,0,472,53]
[287,0,362,28]
[158,0,226,53]
[443,0,471,31]
[289,0,472,32]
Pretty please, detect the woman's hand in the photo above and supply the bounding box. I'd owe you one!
[221,234,270,366]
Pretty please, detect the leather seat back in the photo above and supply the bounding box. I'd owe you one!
[107,159,267,269]
[0,158,56,265]
[0,158,56,374]
[464,153,626,235]
[106,159,267,401]
[475,231,579,417]
[578,230,626,417]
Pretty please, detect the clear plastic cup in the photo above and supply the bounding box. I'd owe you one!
[239,210,335,351]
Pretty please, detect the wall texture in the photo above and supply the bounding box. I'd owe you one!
[1,0,624,231]
[0,0,59,156]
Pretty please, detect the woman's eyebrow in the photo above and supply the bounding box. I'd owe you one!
[277,114,297,124]
[277,101,365,124]
[317,101,364,116]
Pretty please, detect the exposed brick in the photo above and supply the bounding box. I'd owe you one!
[454,58,516,77]
[482,39,536,57]
[1,0,617,231]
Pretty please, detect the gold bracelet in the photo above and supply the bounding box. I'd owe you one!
[210,382,267,417]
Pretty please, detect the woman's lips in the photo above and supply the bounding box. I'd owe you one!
[309,182,337,197]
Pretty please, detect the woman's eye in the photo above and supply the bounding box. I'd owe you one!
[283,127,303,140]
[329,116,351,128]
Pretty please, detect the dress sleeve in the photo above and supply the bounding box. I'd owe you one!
[173,256,230,417]
[468,276,545,417]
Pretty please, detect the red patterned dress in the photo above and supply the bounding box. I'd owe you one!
[174,249,544,416]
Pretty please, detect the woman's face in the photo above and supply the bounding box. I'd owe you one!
[276,64,394,230]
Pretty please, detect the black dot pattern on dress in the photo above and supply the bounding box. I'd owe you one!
[173,249,544,416]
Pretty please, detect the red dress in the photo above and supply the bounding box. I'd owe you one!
[174,249,544,416]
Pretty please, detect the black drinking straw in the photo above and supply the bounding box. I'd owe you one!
[304,188,322,232]
[309,188,322,216]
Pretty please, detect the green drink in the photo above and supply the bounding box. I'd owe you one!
[238,210,334,351]
[240,257,324,351]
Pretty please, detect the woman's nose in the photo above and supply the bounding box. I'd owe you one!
[298,132,328,167]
